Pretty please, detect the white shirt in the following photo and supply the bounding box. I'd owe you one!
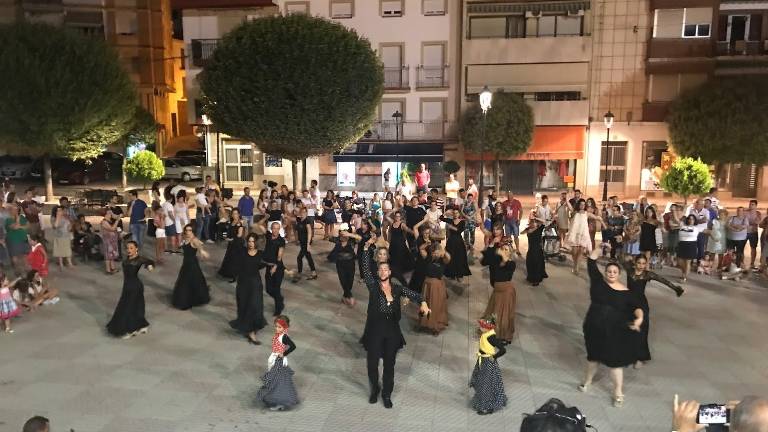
[679,225,703,242]
[726,216,748,241]
[161,201,175,227]
[300,197,316,216]
[195,193,208,208]
[444,180,460,199]
[536,204,553,223]
[686,207,709,231]
[466,184,478,198]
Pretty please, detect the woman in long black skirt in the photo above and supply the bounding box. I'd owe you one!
[263,221,286,317]
[622,255,684,368]
[522,218,548,286]
[442,209,471,281]
[386,212,414,277]
[579,244,644,407]
[172,224,210,310]
[218,208,246,283]
[330,228,358,306]
[106,240,154,339]
[229,233,267,345]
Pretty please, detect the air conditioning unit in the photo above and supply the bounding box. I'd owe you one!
[525,10,541,18]
[568,9,585,16]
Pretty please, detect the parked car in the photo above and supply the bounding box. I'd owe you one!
[99,151,124,174]
[163,158,203,182]
[178,155,205,166]
[30,156,110,185]
[0,155,34,179]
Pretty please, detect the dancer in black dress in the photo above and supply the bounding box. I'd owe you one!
[356,219,374,277]
[229,233,267,345]
[579,244,644,407]
[407,219,433,292]
[477,214,506,289]
[218,208,246,283]
[639,207,660,261]
[172,224,211,310]
[330,228,357,306]
[522,218,548,286]
[106,240,154,339]
[442,209,471,281]
[263,221,286,316]
[360,235,431,409]
[293,207,317,282]
[622,255,684,367]
[386,212,414,276]
[481,241,517,343]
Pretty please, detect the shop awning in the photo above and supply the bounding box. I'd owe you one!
[465,126,585,161]
[333,143,444,163]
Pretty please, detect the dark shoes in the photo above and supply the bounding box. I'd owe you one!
[382,397,393,409]
[369,388,379,404]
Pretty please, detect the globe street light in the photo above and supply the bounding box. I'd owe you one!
[602,110,614,203]
[479,86,492,201]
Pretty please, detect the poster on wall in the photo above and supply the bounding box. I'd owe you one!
[337,162,356,187]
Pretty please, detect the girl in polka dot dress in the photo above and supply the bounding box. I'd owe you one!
[256,315,299,411]
[469,315,508,415]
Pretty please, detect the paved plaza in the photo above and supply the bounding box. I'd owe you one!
[1,234,767,432]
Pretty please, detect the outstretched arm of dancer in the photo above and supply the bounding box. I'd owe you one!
[648,271,685,297]
[139,256,155,270]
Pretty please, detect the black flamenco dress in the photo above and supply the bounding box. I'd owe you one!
[525,225,548,285]
[408,236,428,292]
[623,262,683,362]
[582,258,641,368]
[218,222,245,280]
[229,250,268,335]
[443,218,471,279]
[106,255,154,337]
[639,221,657,253]
[172,242,211,310]
[388,223,414,274]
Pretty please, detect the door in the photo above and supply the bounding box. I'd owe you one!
[728,15,748,52]
[501,161,535,196]
[421,43,445,86]
[381,45,404,88]
[420,99,445,138]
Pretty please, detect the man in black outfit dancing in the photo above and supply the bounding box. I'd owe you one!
[360,235,430,409]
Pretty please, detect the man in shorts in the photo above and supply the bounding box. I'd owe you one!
[746,199,762,269]
[502,191,522,254]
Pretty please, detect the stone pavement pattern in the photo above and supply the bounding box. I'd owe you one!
[1,234,767,432]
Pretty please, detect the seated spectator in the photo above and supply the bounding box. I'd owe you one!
[12,270,59,310]
[22,415,49,432]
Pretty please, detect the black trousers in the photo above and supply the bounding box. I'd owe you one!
[366,335,399,398]
[336,259,356,298]
[265,266,285,315]
[297,243,316,273]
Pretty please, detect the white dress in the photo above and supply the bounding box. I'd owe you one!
[174,201,189,232]
[566,212,592,251]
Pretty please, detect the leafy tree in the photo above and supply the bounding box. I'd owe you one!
[0,22,136,200]
[119,106,159,188]
[668,76,768,164]
[199,14,383,190]
[459,91,534,191]
[124,150,164,189]
[660,157,712,205]
[443,160,461,175]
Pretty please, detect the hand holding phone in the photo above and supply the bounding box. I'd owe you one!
[697,403,729,425]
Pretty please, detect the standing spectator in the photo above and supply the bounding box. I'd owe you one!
[239,187,255,228]
[5,205,28,275]
[309,179,321,203]
[321,190,338,240]
[174,190,189,246]
[429,188,444,210]
[383,167,391,192]
[760,209,768,276]
[101,209,121,274]
[555,192,570,245]
[51,206,73,270]
[677,215,706,282]
[299,189,316,229]
[704,186,720,209]
[152,202,167,265]
[162,191,179,252]
[444,173,460,202]
[664,204,682,265]
[51,197,77,226]
[726,206,749,266]
[685,199,710,262]
[567,189,582,210]
[204,175,220,195]
[194,186,212,243]
[455,189,466,208]
[502,191,522,254]
[462,193,477,250]
[396,176,413,200]
[256,189,269,219]
[534,194,552,225]
[745,199,762,269]
[466,176,478,199]
[20,188,41,237]
[415,163,431,193]
[150,181,162,204]
[127,190,148,249]
[703,198,717,221]
[707,208,728,270]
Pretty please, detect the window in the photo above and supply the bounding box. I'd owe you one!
[223,143,254,182]
[649,74,708,102]
[179,48,185,70]
[538,15,556,36]
[599,141,627,183]
[534,91,581,101]
[683,8,711,37]
[284,1,309,15]
[556,14,582,36]
[264,154,283,167]
[469,15,524,38]
[330,0,353,19]
[115,11,137,35]
[171,113,178,137]
[423,0,445,16]
[468,13,582,38]
[381,0,403,17]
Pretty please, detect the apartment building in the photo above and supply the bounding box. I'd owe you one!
[584,0,768,200]
[275,0,460,192]
[459,0,592,196]
[1,0,187,157]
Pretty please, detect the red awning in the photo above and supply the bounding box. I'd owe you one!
[465,126,585,161]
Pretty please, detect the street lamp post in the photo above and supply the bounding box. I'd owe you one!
[602,110,614,203]
[392,110,402,161]
[479,86,493,201]
[201,115,213,180]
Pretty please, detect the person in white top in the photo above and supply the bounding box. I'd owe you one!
[300,189,317,225]
[466,177,478,200]
[685,199,710,261]
[704,187,720,210]
[396,178,412,200]
[677,214,709,282]
[534,194,553,226]
[726,206,749,266]
[444,173,460,201]
[161,191,178,252]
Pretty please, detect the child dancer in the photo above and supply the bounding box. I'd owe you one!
[256,315,299,411]
[469,315,507,415]
[0,271,21,333]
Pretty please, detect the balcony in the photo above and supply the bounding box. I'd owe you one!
[191,38,219,68]
[361,121,455,141]
[416,65,449,89]
[715,40,765,56]
[463,36,591,65]
[648,38,712,59]
[527,100,589,126]
[642,101,670,122]
[383,66,410,90]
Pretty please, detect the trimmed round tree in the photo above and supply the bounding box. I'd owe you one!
[199,14,384,189]
[667,75,768,164]
[660,157,712,205]
[0,22,137,200]
[459,91,534,191]
[443,160,461,175]
[125,150,164,189]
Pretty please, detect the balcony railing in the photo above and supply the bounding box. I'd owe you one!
[362,121,455,141]
[383,66,409,90]
[715,40,764,56]
[191,39,219,68]
[416,65,449,88]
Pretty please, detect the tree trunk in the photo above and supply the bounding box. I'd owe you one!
[291,160,298,191]
[43,154,53,202]
[122,155,128,190]
[494,153,501,193]
[302,158,308,190]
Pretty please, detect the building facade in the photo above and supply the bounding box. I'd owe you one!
[459,0,593,196]
[1,0,187,157]
[275,0,461,192]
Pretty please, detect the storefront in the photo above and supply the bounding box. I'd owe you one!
[465,126,584,195]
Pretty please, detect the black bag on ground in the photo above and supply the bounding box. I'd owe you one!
[521,398,588,432]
